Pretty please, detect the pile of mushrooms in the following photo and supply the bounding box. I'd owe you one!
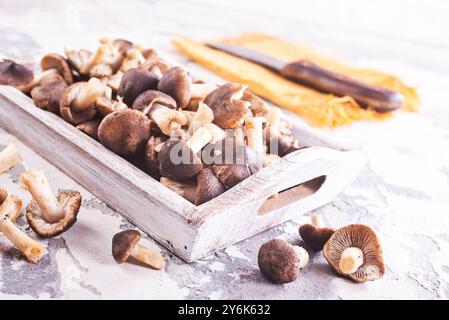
[258,214,384,284]
[0,144,82,263]
[0,38,302,205]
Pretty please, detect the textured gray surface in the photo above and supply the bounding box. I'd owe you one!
[0,0,449,299]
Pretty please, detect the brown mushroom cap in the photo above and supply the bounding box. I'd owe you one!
[144,136,167,178]
[299,223,335,252]
[31,75,68,114]
[258,239,301,284]
[117,68,159,106]
[157,138,203,181]
[26,190,82,238]
[112,39,135,54]
[60,82,98,125]
[65,49,93,74]
[76,118,101,140]
[194,167,225,205]
[40,53,73,84]
[141,57,170,78]
[0,186,7,205]
[157,67,191,109]
[204,83,250,129]
[98,109,151,159]
[112,229,141,263]
[0,59,34,86]
[323,224,385,282]
[132,90,176,114]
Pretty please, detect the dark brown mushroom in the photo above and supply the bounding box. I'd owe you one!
[0,144,22,176]
[0,59,33,86]
[98,109,151,159]
[118,68,159,106]
[76,118,101,140]
[112,39,135,54]
[20,169,81,238]
[31,75,68,114]
[112,229,164,269]
[40,53,74,84]
[258,239,309,284]
[299,214,335,251]
[60,78,106,125]
[204,83,250,129]
[144,136,167,178]
[323,224,385,282]
[264,124,301,157]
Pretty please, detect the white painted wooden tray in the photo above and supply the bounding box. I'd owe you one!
[0,85,366,261]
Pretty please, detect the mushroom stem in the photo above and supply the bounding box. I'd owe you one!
[186,127,213,154]
[188,102,214,134]
[339,247,364,274]
[129,243,164,270]
[0,196,46,263]
[149,104,188,136]
[160,177,196,203]
[265,107,282,128]
[0,144,22,175]
[18,68,58,92]
[120,49,145,72]
[203,123,225,144]
[245,117,266,155]
[311,214,324,228]
[73,78,105,112]
[20,169,65,224]
[293,246,309,269]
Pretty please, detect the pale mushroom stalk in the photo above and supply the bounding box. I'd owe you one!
[128,243,164,269]
[20,169,65,223]
[265,107,282,128]
[0,196,46,263]
[203,123,225,144]
[120,49,145,72]
[17,68,59,92]
[73,78,106,112]
[181,110,197,127]
[149,104,188,136]
[245,117,266,155]
[185,127,213,154]
[339,247,364,274]
[188,102,214,134]
[293,246,310,269]
[160,177,195,203]
[0,144,22,175]
[311,214,324,228]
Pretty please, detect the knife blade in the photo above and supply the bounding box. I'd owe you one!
[208,43,404,112]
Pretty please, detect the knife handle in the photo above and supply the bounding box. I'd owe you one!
[281,60,404,112]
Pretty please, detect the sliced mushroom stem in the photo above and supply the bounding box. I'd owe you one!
[20,169,64,224]
[293,246,309,269]
[73,78,105,112]
[18,68,58,92]
[0,144,22,175]
[265,107,282,128]
[188,102,214,134]
[149,104,188,136]
[311,214,324,228]
[339,247,364,274]
[129,243,164,270]
[0,196,46,263]
[186,127,213,154]
[203,123,225,144]
[245,117,266,155]
[181,110,197,127]
[160,177,195,203]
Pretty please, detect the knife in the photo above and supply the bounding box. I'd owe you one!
[207,43,404,112]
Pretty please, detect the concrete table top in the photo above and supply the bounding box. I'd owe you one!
[0,0,448,299]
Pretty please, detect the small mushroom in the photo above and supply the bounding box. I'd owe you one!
[95,96,128,118]
[76,118,101,140]
[30,75,68,114]
[65,48,93,74]
[112,39,135,54]
[118,68,159,106]
[265,124,301,157]
[60,77,106,125]
[244,116,266,155]
[0,144,22,175]
[0,59,33,86]
[132,90,187,136]
[141,56,170,78]
[20,169,82,237]
[323,224,385,282]
[119,49,146,72]
[0,195,47,263]
[80,39,125,76]
[98,109,151,159]
[106,71,123,93]
[258,239,309,284]
[157,127,213,181]
[204,83,250,129]
[112,229,164,269]
[157,67,216,109]
[299,214,335,251]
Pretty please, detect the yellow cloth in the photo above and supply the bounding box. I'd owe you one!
[172,33,419,127]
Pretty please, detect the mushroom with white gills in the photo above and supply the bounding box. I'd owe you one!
[157,127,212,181]
[0,144,22,176]
[299,214,335,251]
[157,67,217,109]
[118,68,159,106]
[60,77,106,125]
[132,90,187,137]
[31,74,68,114]
[0,195,46,263]
[258,239,309,284]
[98,108,151,159]
[0,59,34,86]
[20,169,82,238]
[76,118,102,140]
[323,224,385,282]
[19,53,74,93]
[112,229,164,269]
[187,102,214,135]
[204,83,251,129]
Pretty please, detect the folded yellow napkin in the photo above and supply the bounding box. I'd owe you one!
[173,33,419,127]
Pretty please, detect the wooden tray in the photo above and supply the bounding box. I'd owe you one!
[0,86,366,261]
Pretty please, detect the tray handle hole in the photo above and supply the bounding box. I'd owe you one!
[258,175,326,215]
